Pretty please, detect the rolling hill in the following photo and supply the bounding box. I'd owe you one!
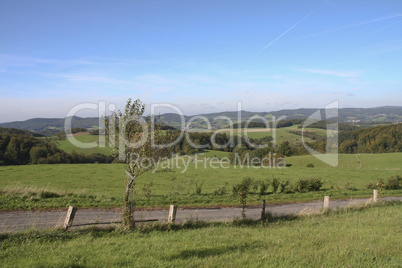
[1,106,401,135]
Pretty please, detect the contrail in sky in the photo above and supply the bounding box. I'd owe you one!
[296,13,402,40]
[254,0,330,57]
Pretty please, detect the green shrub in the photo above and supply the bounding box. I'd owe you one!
[252,180,260,193]
[306,163,314,168]
[259,179,270,195]
[367,179,384,190]
[308,178,323,191]
[214,182,228,195]
[366,183,375,189]
[272,178,280,193]
[279,180,290,193]
[195,181,204,195]
[292,178,323,193]
[233,177,254,195]
[367,176,401,190]
[385,176,401,190]
[292,179,309,193]
[233,177,253,219]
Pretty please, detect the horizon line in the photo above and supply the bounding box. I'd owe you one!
[1,105,401,124]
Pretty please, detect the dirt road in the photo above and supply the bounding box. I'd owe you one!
[0,197,400,233]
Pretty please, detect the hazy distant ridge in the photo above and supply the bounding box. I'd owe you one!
[1,106,401,134]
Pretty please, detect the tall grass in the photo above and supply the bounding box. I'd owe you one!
[0,202,400,267]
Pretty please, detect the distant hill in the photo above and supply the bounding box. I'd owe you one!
[1,106,401,135]
[156,110,267,129]
[269,106,402,123]
[158,106,402,129]
[0,117,99,136]
[0,127,45,137]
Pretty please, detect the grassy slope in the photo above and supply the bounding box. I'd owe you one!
[0,153,401,210]
[56,134,113,155]
[222,125,325,143]
[0,202,401,267]
[246,126,305,141]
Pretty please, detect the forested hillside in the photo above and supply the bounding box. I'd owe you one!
[339,123,402,153]
[0,127,45,137]
[0,116,99,135]
[0,133,113,165]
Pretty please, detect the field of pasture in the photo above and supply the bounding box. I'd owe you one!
[218,124,325,143]
[56,134,113,155]
[0,152,401,210]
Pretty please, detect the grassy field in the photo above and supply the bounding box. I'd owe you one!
[245,126,304,141]
[0,153,401,210]
[0,202,400,267]
[220,124,326,144]
[56,134,113,155]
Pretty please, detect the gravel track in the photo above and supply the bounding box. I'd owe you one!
[0,197,400,233]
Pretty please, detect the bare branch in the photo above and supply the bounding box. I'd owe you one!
[125,169,136,181]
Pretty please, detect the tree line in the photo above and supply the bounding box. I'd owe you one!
[0,127,45,137]
[232,119,303,129]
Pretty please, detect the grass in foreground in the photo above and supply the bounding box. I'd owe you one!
[0,202,401,267]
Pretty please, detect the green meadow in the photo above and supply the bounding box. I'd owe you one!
[0,202,400,267]
[0,153,401,210]
[220,124,325,143]
[56,134,113,155]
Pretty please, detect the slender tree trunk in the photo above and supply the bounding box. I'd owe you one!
[122,172,136,229]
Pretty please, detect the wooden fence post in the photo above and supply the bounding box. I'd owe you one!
[168,205,177,223]
[261,200,266,220]
[323,196,330,209]
[373,190,378,203]
[63,206,77,230]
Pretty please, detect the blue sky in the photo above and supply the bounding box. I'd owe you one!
[0,0,401,122]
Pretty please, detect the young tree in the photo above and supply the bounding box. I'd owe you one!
[232,177,253,219]
[107,98,173,229]
[278,141,292,157]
